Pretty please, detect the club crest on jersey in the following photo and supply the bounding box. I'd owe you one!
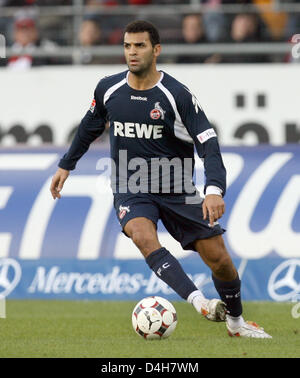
[89,98,96,113]
[119,205,130,220]
[150,102,165,120]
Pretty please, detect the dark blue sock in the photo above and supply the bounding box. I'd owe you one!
[212,274,242,317]
[145,247,198,300]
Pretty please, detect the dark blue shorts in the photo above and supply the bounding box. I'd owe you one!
[113,192,225,252]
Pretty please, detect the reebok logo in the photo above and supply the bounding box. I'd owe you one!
[131,95,147,101]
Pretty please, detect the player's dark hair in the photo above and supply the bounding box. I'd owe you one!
[124,20,160,47]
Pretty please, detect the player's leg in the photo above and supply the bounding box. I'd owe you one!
[124,217,202,301]
[157,196,227,321]
[123,217,161,257]
[194,235,242,320]
[115,193,221,320]
[194,235,272,338]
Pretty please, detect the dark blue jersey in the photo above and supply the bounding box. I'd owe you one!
[59,70,226,195]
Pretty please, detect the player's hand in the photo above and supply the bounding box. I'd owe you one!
[202,194,225,227]
[50,168,69,199]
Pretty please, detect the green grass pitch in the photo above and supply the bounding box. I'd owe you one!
[0,300,299,358]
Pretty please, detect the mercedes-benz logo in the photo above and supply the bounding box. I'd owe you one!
[268,259,300,301]
[0,258,22,299]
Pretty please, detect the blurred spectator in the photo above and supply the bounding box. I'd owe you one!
[0,8,9,39]
[85,0,119,5]
[201,0,256,43]
[222,0,252,2]
[285,0,300,41]
[222,0,252,3]
[176,14,220,64]
[7,14,69,68]
[85,1,133,45]
[85,0,151,4]
[78,17,103,64]
[201,0,227,42]
[222,13,270,63]
[3,0,71,5]
[78,16,124,64]
[79,17,102,47]
[181,14,207,45]
[127,0,152,4]
[231,13,261,42]
[252,0,288,41]
[218,0,261,41]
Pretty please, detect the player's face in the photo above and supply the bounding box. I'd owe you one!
[124,32,160,75]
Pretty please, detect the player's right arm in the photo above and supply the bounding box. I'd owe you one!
[50,82,107,199]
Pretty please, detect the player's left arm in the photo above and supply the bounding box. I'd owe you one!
[176,87,226,226]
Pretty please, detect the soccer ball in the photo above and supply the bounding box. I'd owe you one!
[132,296,177,340]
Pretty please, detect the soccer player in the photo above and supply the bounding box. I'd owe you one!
[50,20,271,338]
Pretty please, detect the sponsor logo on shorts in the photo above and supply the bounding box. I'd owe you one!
[119,205,130,220]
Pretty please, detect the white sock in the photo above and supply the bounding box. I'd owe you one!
[226,314,245,329]
[187,290,208,313]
